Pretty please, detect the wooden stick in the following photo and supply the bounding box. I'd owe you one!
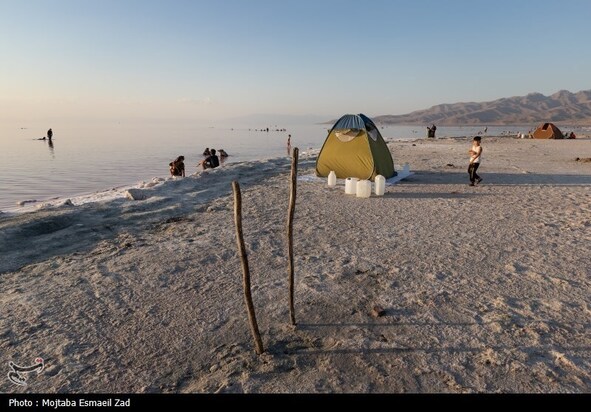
[232,181,264,355]
[287,147,299,325]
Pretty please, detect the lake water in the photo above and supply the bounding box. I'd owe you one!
[0,121,577,212]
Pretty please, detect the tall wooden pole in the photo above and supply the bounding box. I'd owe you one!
[287,147,299,325]
[232,181,264,354]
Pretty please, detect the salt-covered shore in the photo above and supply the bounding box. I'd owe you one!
[1,137,590,393]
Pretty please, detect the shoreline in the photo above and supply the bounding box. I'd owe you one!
[1,150,316,216]
[1,137,590,393]
[5,133,588,216]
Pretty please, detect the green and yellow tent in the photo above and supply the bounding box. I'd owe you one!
[316,113,395,180]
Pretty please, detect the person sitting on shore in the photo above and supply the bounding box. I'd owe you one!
[200,149,220,170]
[169,156,185,177]
[203,147,211,156]
[218,149,229,158]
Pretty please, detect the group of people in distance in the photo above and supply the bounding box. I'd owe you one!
[168,148,229,177]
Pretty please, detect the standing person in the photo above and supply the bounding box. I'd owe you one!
[47,128,53,140]
[287,134,291,155]
[468,136,483,186]
[169,155,185,177]
[426,125,436,138]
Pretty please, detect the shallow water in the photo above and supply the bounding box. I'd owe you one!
[0,122,320,211]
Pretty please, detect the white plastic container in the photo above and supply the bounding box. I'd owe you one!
[374,175,385,196]
[403,163,410,174]
[345,177,359,194]
[327,171,337,187]
[356,180,371,198]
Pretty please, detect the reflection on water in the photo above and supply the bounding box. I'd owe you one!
[47,139,54,157]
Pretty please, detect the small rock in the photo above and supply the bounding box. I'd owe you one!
[371,305,386,318]
[62,199,73,206]
[126,188,147,200]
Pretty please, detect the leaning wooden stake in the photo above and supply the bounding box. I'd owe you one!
[287,147,299,325]
[232,181,264,355]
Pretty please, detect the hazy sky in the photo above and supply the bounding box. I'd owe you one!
[1,0,590,123]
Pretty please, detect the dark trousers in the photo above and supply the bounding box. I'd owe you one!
[468,162,480,183]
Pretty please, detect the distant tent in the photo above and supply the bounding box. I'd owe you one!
[316,114,395,180]
[532,122,564,139]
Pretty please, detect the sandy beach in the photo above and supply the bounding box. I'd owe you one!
[1,136,590,393]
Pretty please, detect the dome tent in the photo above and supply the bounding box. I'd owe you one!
[532,122,564,139]
[316,114,396,181]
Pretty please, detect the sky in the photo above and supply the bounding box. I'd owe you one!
[1,0,590,124]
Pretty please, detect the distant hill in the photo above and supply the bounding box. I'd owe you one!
[371,90,591,126]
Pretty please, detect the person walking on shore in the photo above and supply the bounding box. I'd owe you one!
[47,128,53,140]
[468,136,483,186]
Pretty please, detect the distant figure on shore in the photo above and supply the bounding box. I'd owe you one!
[427,124,436,138]
[287,134,292,155]
[218,149,229,158]
[203,147,211,156]
[484,126,488,134]
[47,128,53,140]
[169,155,185,177]
[468,136,483,186]
[200,149,220,170]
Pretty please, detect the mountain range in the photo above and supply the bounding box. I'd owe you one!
[372,89,591,126]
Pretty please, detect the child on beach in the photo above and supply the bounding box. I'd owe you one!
[468,136,483,186]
